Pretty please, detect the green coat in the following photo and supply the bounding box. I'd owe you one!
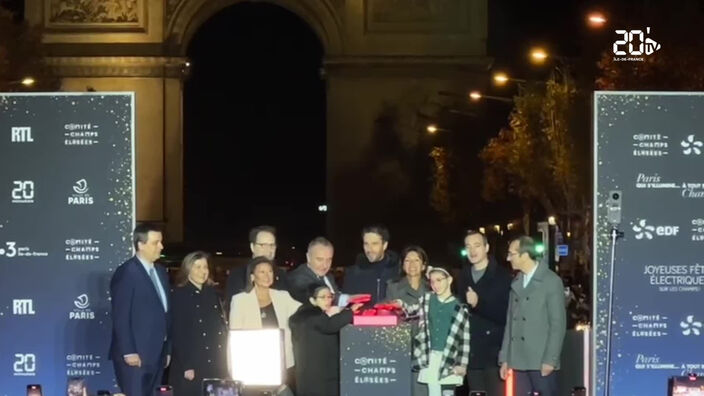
[498,262,566,370]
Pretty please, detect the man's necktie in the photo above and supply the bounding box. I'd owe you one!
[149,267,167,311]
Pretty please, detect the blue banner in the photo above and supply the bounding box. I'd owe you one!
[0,93,134,395]
[594,92,704,396]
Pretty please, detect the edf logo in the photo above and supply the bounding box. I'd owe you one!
[11,127,33,142]
[13,299,35,315]
[632,219,679,240]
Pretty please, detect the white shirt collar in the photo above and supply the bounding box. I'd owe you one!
[136,255,154,272]
[523,262,538,288]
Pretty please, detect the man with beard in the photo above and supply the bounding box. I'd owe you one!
[343,225,399,304]
[458,230,512,396]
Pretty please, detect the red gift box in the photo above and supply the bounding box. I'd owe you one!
[352,305,400,326]
[353,314,399,326]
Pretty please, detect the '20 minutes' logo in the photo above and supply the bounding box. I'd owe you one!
[13,353,36,376]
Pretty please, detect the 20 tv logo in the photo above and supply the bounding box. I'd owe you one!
[613,27,661,57]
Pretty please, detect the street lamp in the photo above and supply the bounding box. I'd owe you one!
[493,72,509,86]
[492,72,527,87]
[529,48,574,66]
[529,47,549,65]
[468,90,513,104]
[5,77,36,87]
[426,124,450,134]
[587,12,607,28]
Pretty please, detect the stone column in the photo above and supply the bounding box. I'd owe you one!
[46,57,188,241]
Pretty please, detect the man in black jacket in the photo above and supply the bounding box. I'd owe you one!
[459,230,512,396]
[225,225,289,309]
[343,225,399,304]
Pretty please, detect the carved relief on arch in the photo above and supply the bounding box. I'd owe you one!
[365,0,471,33]
[45,0,147,32]
[165,0,344,55]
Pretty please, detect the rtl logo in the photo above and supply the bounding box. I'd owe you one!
[11,127,33,142]
[12,299,35,315]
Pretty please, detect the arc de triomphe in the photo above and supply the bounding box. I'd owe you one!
[26,0,490,245]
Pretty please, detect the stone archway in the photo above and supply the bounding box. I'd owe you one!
[28,0,490,248]
[167,0,344,56]
[179,1,328,243]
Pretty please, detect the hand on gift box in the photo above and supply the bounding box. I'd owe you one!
[378,299,403,309]
[326,306,343,316]
[373,303,399,311]
[360,309,377,316]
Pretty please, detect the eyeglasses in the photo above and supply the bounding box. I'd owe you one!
[254,243,277,249]
[316,295,334,300]
[507,251,519,258]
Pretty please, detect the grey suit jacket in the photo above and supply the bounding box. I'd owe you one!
[498,262,566,370]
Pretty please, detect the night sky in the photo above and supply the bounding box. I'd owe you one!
[181,0,597,254]
[183,3,326,253]
[2,0,686,259]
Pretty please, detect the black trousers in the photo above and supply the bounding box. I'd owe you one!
[114,357,165,396]
[468,366,505,396]
[513,370,558,396]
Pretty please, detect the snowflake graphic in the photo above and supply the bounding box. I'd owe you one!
[681,135,703,155]
[680,315,702,336]
[632,219,655,240]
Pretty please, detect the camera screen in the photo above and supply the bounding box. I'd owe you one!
[67,378,86,396]
[26,385,42,396]
[203,379,240,396]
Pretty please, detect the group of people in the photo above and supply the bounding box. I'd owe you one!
[109,223,566,396]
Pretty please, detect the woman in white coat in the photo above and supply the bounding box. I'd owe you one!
[230,256,301,395]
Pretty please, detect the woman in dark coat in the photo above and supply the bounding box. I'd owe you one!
[289,283,362,396]
[385,245,431,396]
[170,251,229,396]
[386,245,431,306]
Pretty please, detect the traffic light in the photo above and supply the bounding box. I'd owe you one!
[534,242,545,255]
[536,221,556,271]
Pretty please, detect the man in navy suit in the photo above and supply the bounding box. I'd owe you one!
[110,223,171,396]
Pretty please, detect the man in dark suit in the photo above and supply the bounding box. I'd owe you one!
[110,223,172,396]
[288,237,343,303]
[458,230,512,396]
[499,236,566,396]
[225,225,289,307]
